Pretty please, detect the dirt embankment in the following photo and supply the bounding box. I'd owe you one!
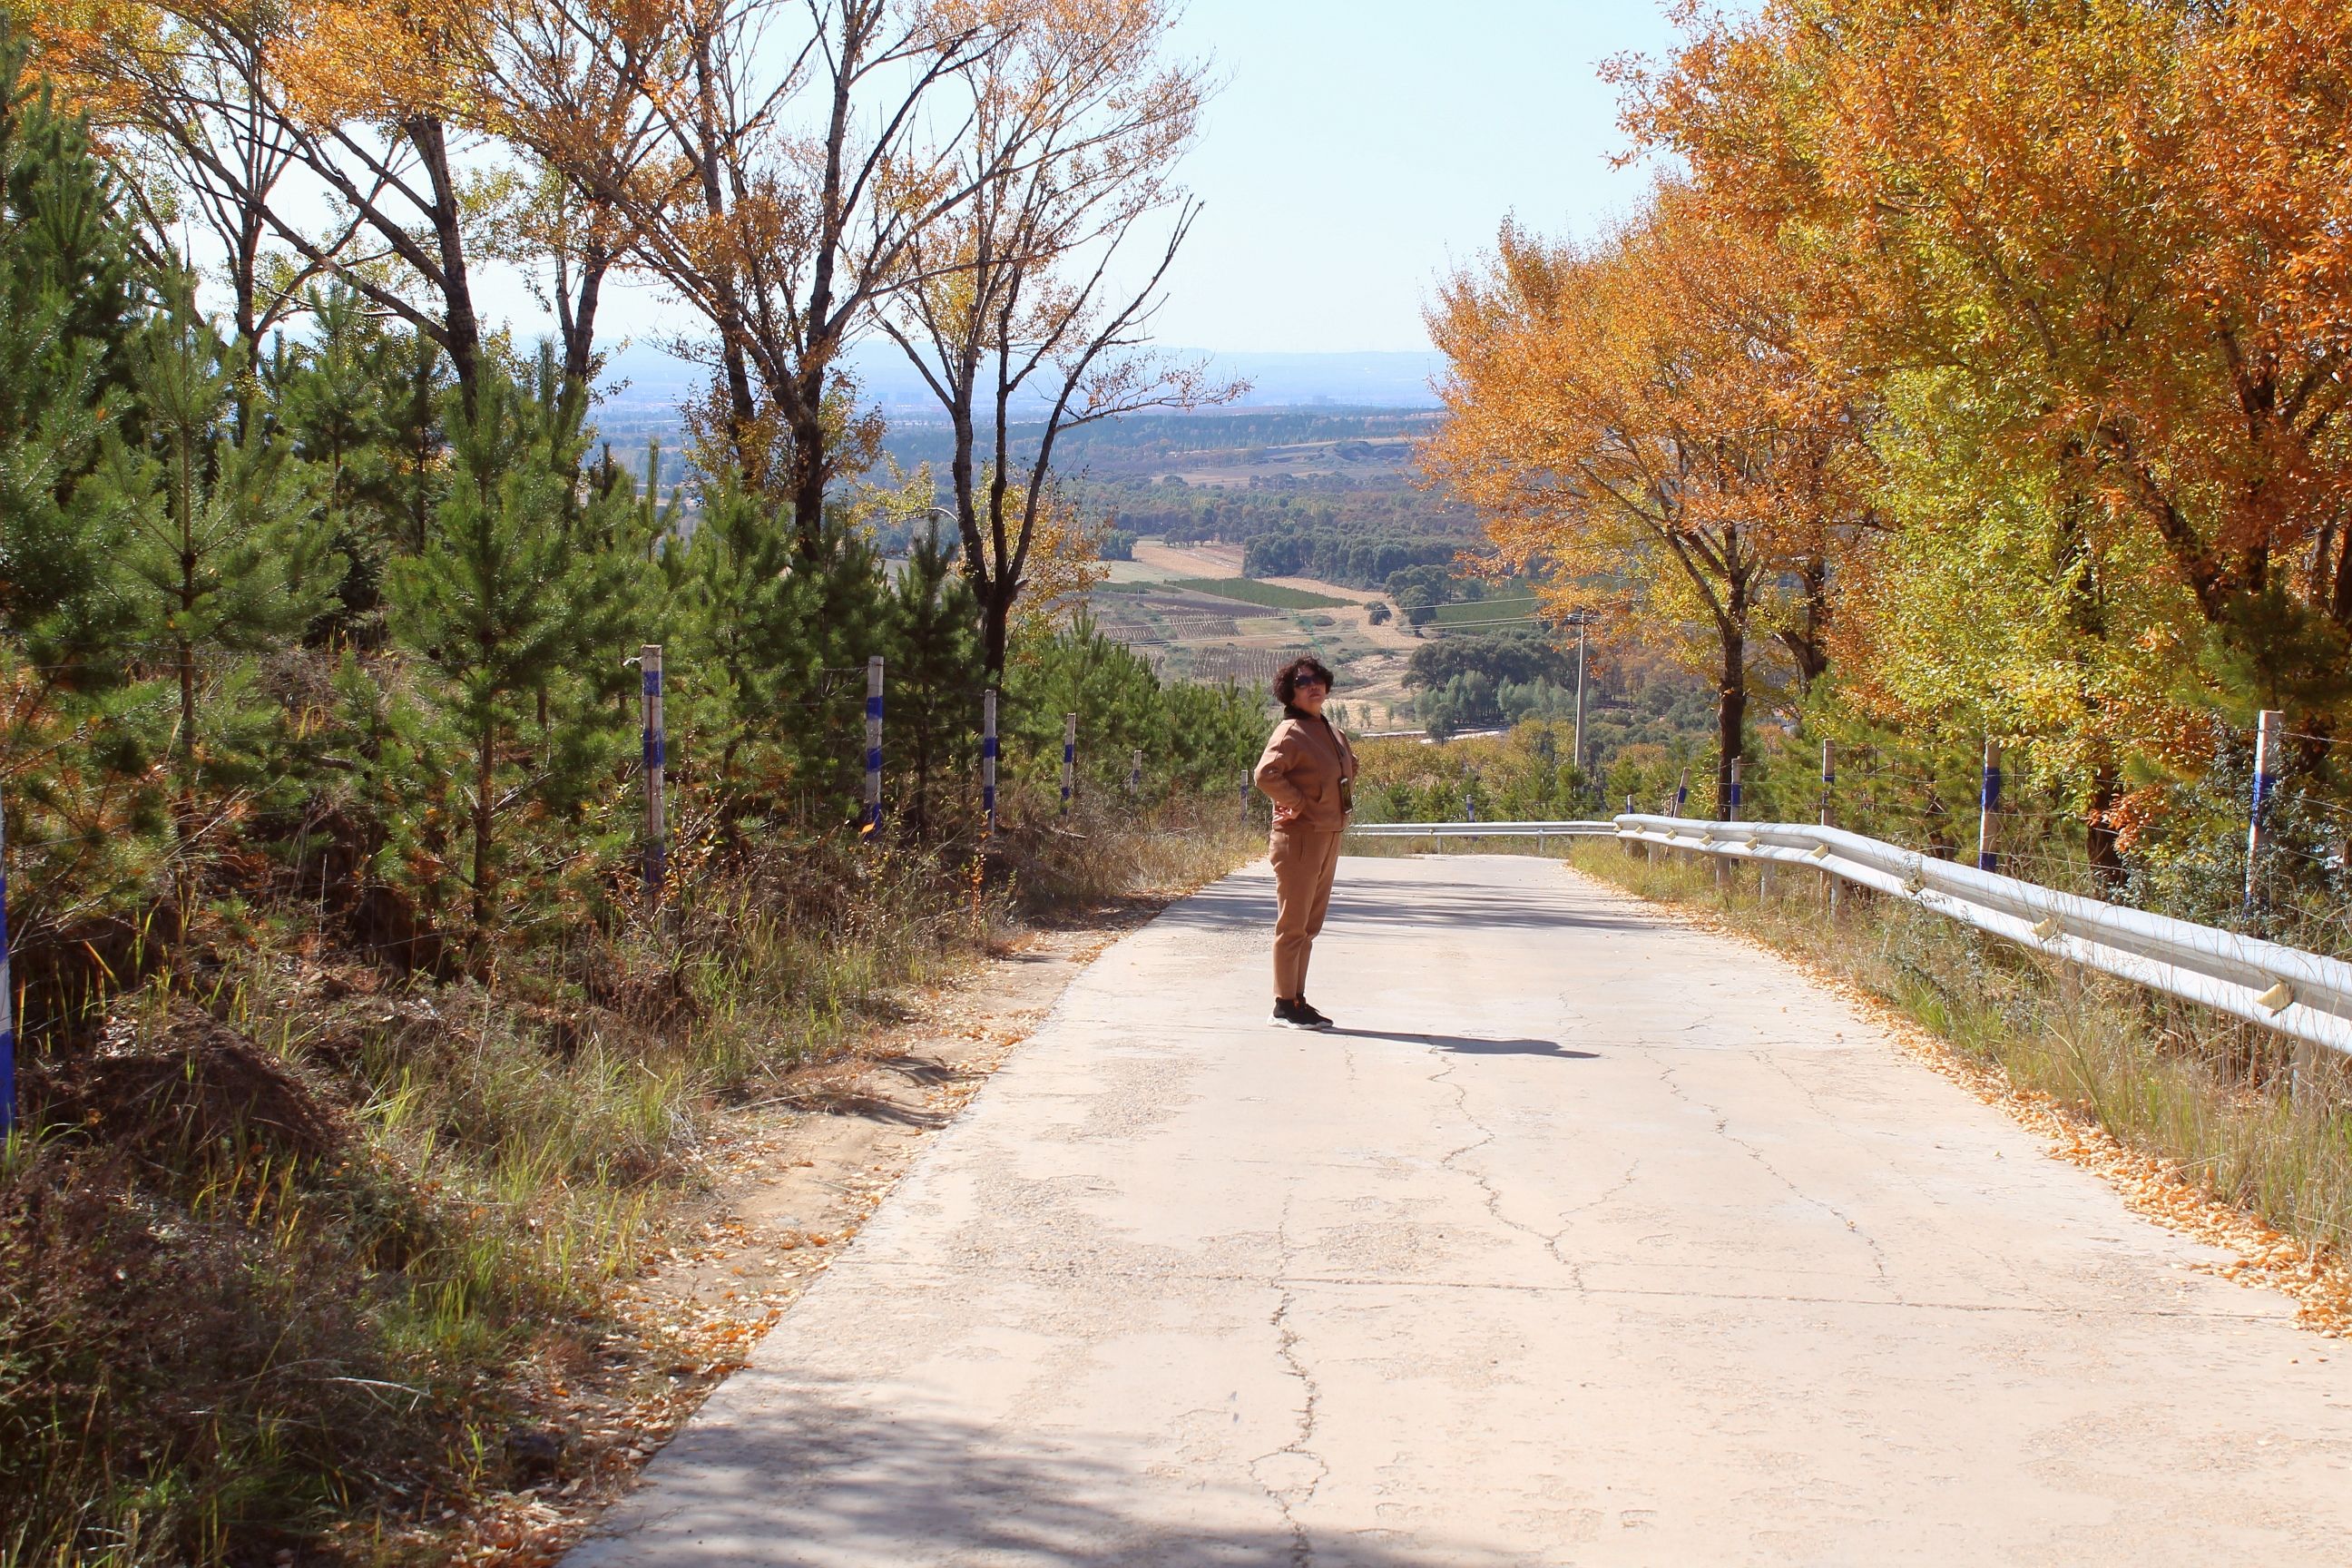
[443,900,1179,1566]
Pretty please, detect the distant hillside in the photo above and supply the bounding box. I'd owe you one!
[587,340,1445,448]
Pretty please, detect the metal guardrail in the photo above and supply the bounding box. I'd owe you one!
[1348,814,2352,1062]
[1348,819,1615,841]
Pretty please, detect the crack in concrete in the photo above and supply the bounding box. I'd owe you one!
[1752,1050,2054,1308]
[1652,1055,1899,1300]
[1247,1194,1327,1568]
[1428,1051,1594,1292]
[1548,1157,1641,1279]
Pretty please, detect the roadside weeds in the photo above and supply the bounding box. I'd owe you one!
[416,899,1180,1567]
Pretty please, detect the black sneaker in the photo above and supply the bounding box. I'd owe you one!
[1293,997,1336,1030]
[1269,997,1316,1029]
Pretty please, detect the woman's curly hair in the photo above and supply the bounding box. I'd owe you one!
[1273,656,1336,707]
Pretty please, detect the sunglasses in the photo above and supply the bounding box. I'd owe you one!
[1293,674,1328,689]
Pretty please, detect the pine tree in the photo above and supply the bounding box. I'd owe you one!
[886,520,982,834]
[273,284,407,628]
[669,485,894,823]
[107,289,341,785]
[385,361,642,931]
[0,17,165,959]
[0,19,142,673]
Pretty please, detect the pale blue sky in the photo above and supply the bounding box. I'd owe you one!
[1142,0,1681,351]
[550,2,1683,361]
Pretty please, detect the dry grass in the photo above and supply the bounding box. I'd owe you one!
[1561,838,2352,1328]
[0,797,1257,1567]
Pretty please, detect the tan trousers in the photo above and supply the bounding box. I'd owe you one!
[1269,826,1344,999]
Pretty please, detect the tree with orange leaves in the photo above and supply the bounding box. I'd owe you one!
[503,0,1004,553]
[1426,183,1878,808]
[6,1,360,357]
[1608,0,2352,878]
[16,0,502,397]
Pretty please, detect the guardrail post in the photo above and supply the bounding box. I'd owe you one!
[1240,769,1250,826]
[1977,739,2003,874]
[640,644,666,892]
[1129,747,1142,796]
[1820,740,1838,917]
[2246,708,2282,918]
[981,688,998,837]
[1060,711,1077,814]
[864,655,885,841]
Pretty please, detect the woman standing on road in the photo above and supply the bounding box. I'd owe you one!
[1254,656,1359,1029]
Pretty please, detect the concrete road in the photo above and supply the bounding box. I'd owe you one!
[571,856,2352,1567]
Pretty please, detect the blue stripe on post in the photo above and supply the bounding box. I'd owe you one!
[643,669,662,697]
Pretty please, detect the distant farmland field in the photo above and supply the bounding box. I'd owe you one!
[1169,577,1355,611]
[1427,596,1544,626]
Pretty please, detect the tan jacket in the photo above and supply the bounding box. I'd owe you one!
[1254,711,1360,832]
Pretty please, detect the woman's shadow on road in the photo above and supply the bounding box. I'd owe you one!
[1326,1029,1599,1059]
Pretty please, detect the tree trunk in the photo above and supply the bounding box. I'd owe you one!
[981,573,1015,679]
[560,241,609,390]
[2087,762,2125,892]
[787,374,829,558]
[407,115,482,409]
[1714,628,1745,815]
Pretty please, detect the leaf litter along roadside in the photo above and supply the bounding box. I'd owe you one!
[349,897,1179,1568]
[1556,857,2352,1341]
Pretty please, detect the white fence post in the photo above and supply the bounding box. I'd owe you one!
[1820,740,1837,916]
[1060,712,1077,813]
[640,644,665,893]
[865,655,885,841]
[1977,738,2003,874]
[2247,708,2282,917]
[1129,747,1142,796]
[1,793,14,1138]
[982,688,998,836]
